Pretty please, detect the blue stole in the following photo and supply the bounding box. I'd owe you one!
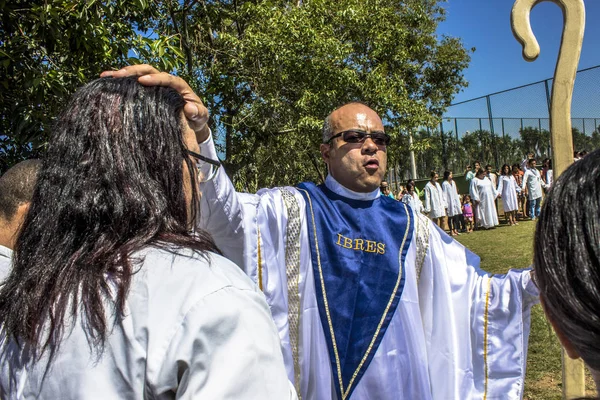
[297,182,414,400]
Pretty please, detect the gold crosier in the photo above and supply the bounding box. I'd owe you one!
[511,0,586,398]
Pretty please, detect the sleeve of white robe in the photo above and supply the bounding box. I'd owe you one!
[496,176,504,197]
[197,133,255,271]
[154,285,297,399]
[469,179,480,203]
[441,182,450,210]
[417,220,539,400]
[197,134,300,385]
[423,184,432,214]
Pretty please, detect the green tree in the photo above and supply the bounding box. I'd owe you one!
[0,0,183,173]
[518,126,550,159]
[2,0,471,185]
[153,0,471,190]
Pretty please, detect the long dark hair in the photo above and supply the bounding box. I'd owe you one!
[0,77,220,356]
[500,164,511,176]
[534,149,600,371]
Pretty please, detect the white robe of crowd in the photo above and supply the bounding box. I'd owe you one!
[402,192,424,214]
[0,245,11,279]
[198,134,538,400]
[423,181,446,219]
[469,177,499,229]
[496,174,519,212]
[442,180,462,217]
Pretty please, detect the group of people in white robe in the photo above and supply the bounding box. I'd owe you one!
[420,156,554,232]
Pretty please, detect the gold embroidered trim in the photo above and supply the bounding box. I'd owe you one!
[257,225,263,291]
[280,188,302,399]
[415,211,430,282]
[483,276,493,400]
[299,188,411,400]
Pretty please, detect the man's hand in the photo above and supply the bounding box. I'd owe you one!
[100,65,210,143]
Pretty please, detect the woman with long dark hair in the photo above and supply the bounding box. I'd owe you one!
[0,77,294,398]
[442,170,461,236]
[534,149,600,397]
[497,164,519,226]
[469,168,499,229]
[401,179,423,214]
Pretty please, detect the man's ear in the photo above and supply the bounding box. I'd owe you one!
[320,143,330,165]
[541,296,581,359]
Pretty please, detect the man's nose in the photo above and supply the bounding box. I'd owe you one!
[361,137,378,153]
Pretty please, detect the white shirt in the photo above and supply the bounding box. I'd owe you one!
[1,248,296,400]
[402,192,423,214]
[442,180,461,217]
[198,133,539,400]
[0,244,12,279]
[522,168,546,200]
[423,181,446,218]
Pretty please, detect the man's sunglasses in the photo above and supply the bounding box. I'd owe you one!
[186,149,221,183]
[326,130,391,146]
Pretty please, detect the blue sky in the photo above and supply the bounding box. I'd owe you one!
[439,0,600,104]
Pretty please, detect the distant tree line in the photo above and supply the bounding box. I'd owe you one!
[388,126,600,179]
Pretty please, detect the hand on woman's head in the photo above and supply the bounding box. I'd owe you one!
[101,65,210,143]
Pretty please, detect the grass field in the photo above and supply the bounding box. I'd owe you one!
[454,219,596,399]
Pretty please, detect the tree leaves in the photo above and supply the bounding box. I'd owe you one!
[2,0,472,183]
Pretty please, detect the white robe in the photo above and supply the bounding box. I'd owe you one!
[199,134,539,400]
[423,181,446,219]
[401,192,423,215]
[470,177,499,229]
[0,244,11,280]
[0,248,296,400]
[442,180,462,217]
[521,169,546,200]
[497,175,519,213]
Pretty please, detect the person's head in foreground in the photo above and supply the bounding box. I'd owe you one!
[320,103,389,193]
[0,159,40,250]
[534,148,600,394]
[0,76,217,353]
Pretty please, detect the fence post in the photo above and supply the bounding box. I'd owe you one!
[440,121,448,170]
[544,79,552,114]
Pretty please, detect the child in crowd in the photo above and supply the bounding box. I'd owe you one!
[462,194,474,233]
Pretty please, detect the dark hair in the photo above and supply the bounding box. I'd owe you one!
[500,164,511,176]
[443,170,452,181]
[0,159,40,221]
[512,163,520,171]
[528,158,537,166]
[534,149,600,371]
[430,170,438,179]
[0,77,220,356]
[476,168,486,177]
[463,194,471,203]
[406,179,415,192]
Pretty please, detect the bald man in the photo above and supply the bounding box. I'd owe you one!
[0,159,40,277]
[199,102,539,400]
[105,66,539,400]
